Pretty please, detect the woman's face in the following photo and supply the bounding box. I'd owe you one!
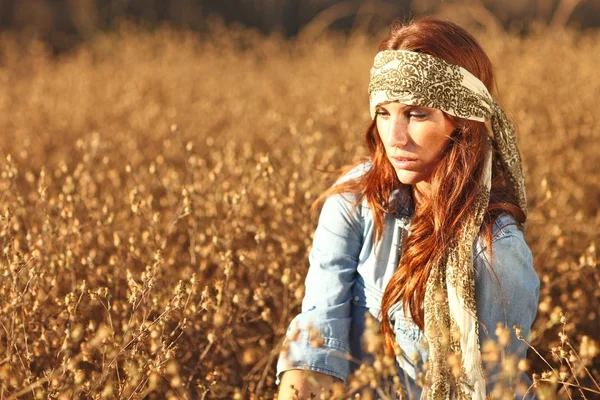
[375,101,456,186]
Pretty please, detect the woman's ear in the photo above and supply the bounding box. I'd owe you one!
[448,126,462,140]
[443,127,461,153]
[484,120,494,139]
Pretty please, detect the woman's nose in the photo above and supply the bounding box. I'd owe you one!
[383,118,409,147]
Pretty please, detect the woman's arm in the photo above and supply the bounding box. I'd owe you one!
[278,369,341,399]
[275,189,365,394]
[474,218,540,398]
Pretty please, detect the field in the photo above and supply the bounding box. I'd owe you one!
[0,19,599,399]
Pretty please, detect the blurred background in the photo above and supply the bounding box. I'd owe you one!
[1,0,599,52]
[1,0,599,398]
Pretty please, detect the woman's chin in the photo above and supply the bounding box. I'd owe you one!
[394,170,427,186]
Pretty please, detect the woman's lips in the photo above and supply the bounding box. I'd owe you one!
[390,155,417,169]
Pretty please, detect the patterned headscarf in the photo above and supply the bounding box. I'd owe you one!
[368,50,527,399]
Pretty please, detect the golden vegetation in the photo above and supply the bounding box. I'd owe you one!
[0,20,598,399]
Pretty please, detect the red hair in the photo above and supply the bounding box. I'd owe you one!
[314,17,526,355]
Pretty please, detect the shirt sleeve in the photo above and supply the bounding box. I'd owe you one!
[275,191,363,385]
[474,225,540,398]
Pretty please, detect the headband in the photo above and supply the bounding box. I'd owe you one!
[368,50,527,400]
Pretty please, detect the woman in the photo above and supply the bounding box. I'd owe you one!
[276,17,539,400]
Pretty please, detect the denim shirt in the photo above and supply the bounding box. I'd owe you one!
[275,163,540,397]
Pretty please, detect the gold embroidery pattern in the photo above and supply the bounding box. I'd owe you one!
[369,51,491,121]
[491,103,528,216]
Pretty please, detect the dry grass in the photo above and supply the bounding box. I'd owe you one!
[0,18,598,399]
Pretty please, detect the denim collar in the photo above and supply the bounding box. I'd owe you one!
[390,185,414,218]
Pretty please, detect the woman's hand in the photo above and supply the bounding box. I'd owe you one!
[277,369,341,399]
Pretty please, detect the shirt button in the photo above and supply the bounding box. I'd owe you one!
[354,296,360,302]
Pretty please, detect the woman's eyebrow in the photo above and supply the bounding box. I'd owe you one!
[377,102,402,109]
[377,103,418,111]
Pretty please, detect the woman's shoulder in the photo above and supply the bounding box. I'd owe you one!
[474,213,533,263]
[316,161,373,234]
[474,213,539,308]
[324,160,373,211]
[490,213,524,240]
[328,160,413,221]
[474,213,528,261]
[334,160,373,186]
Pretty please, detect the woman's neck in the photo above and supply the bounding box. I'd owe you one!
[412,181,431,208]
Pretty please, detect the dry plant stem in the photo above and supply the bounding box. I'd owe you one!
[91,306,172,392]
[19,311,30,370]
[376,386,393,400]
[128,376,149,400]
[540,379,600,396]
[557,322,579,399]
[562,380,575,400]
[566,341,600,392]
[557,344,593,399]
[6,353,85,399]
[518,336,556,374]
[465,0,504,32]
[550,0,586,28]
[563,358,585,399]
[519,327,600,399]
[522,382,537,400]
[256,350,278,395]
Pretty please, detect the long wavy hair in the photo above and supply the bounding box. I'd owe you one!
[314,17,526,355]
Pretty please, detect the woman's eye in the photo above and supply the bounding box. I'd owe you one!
[375,109,389,117]
[409,111,427,119]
